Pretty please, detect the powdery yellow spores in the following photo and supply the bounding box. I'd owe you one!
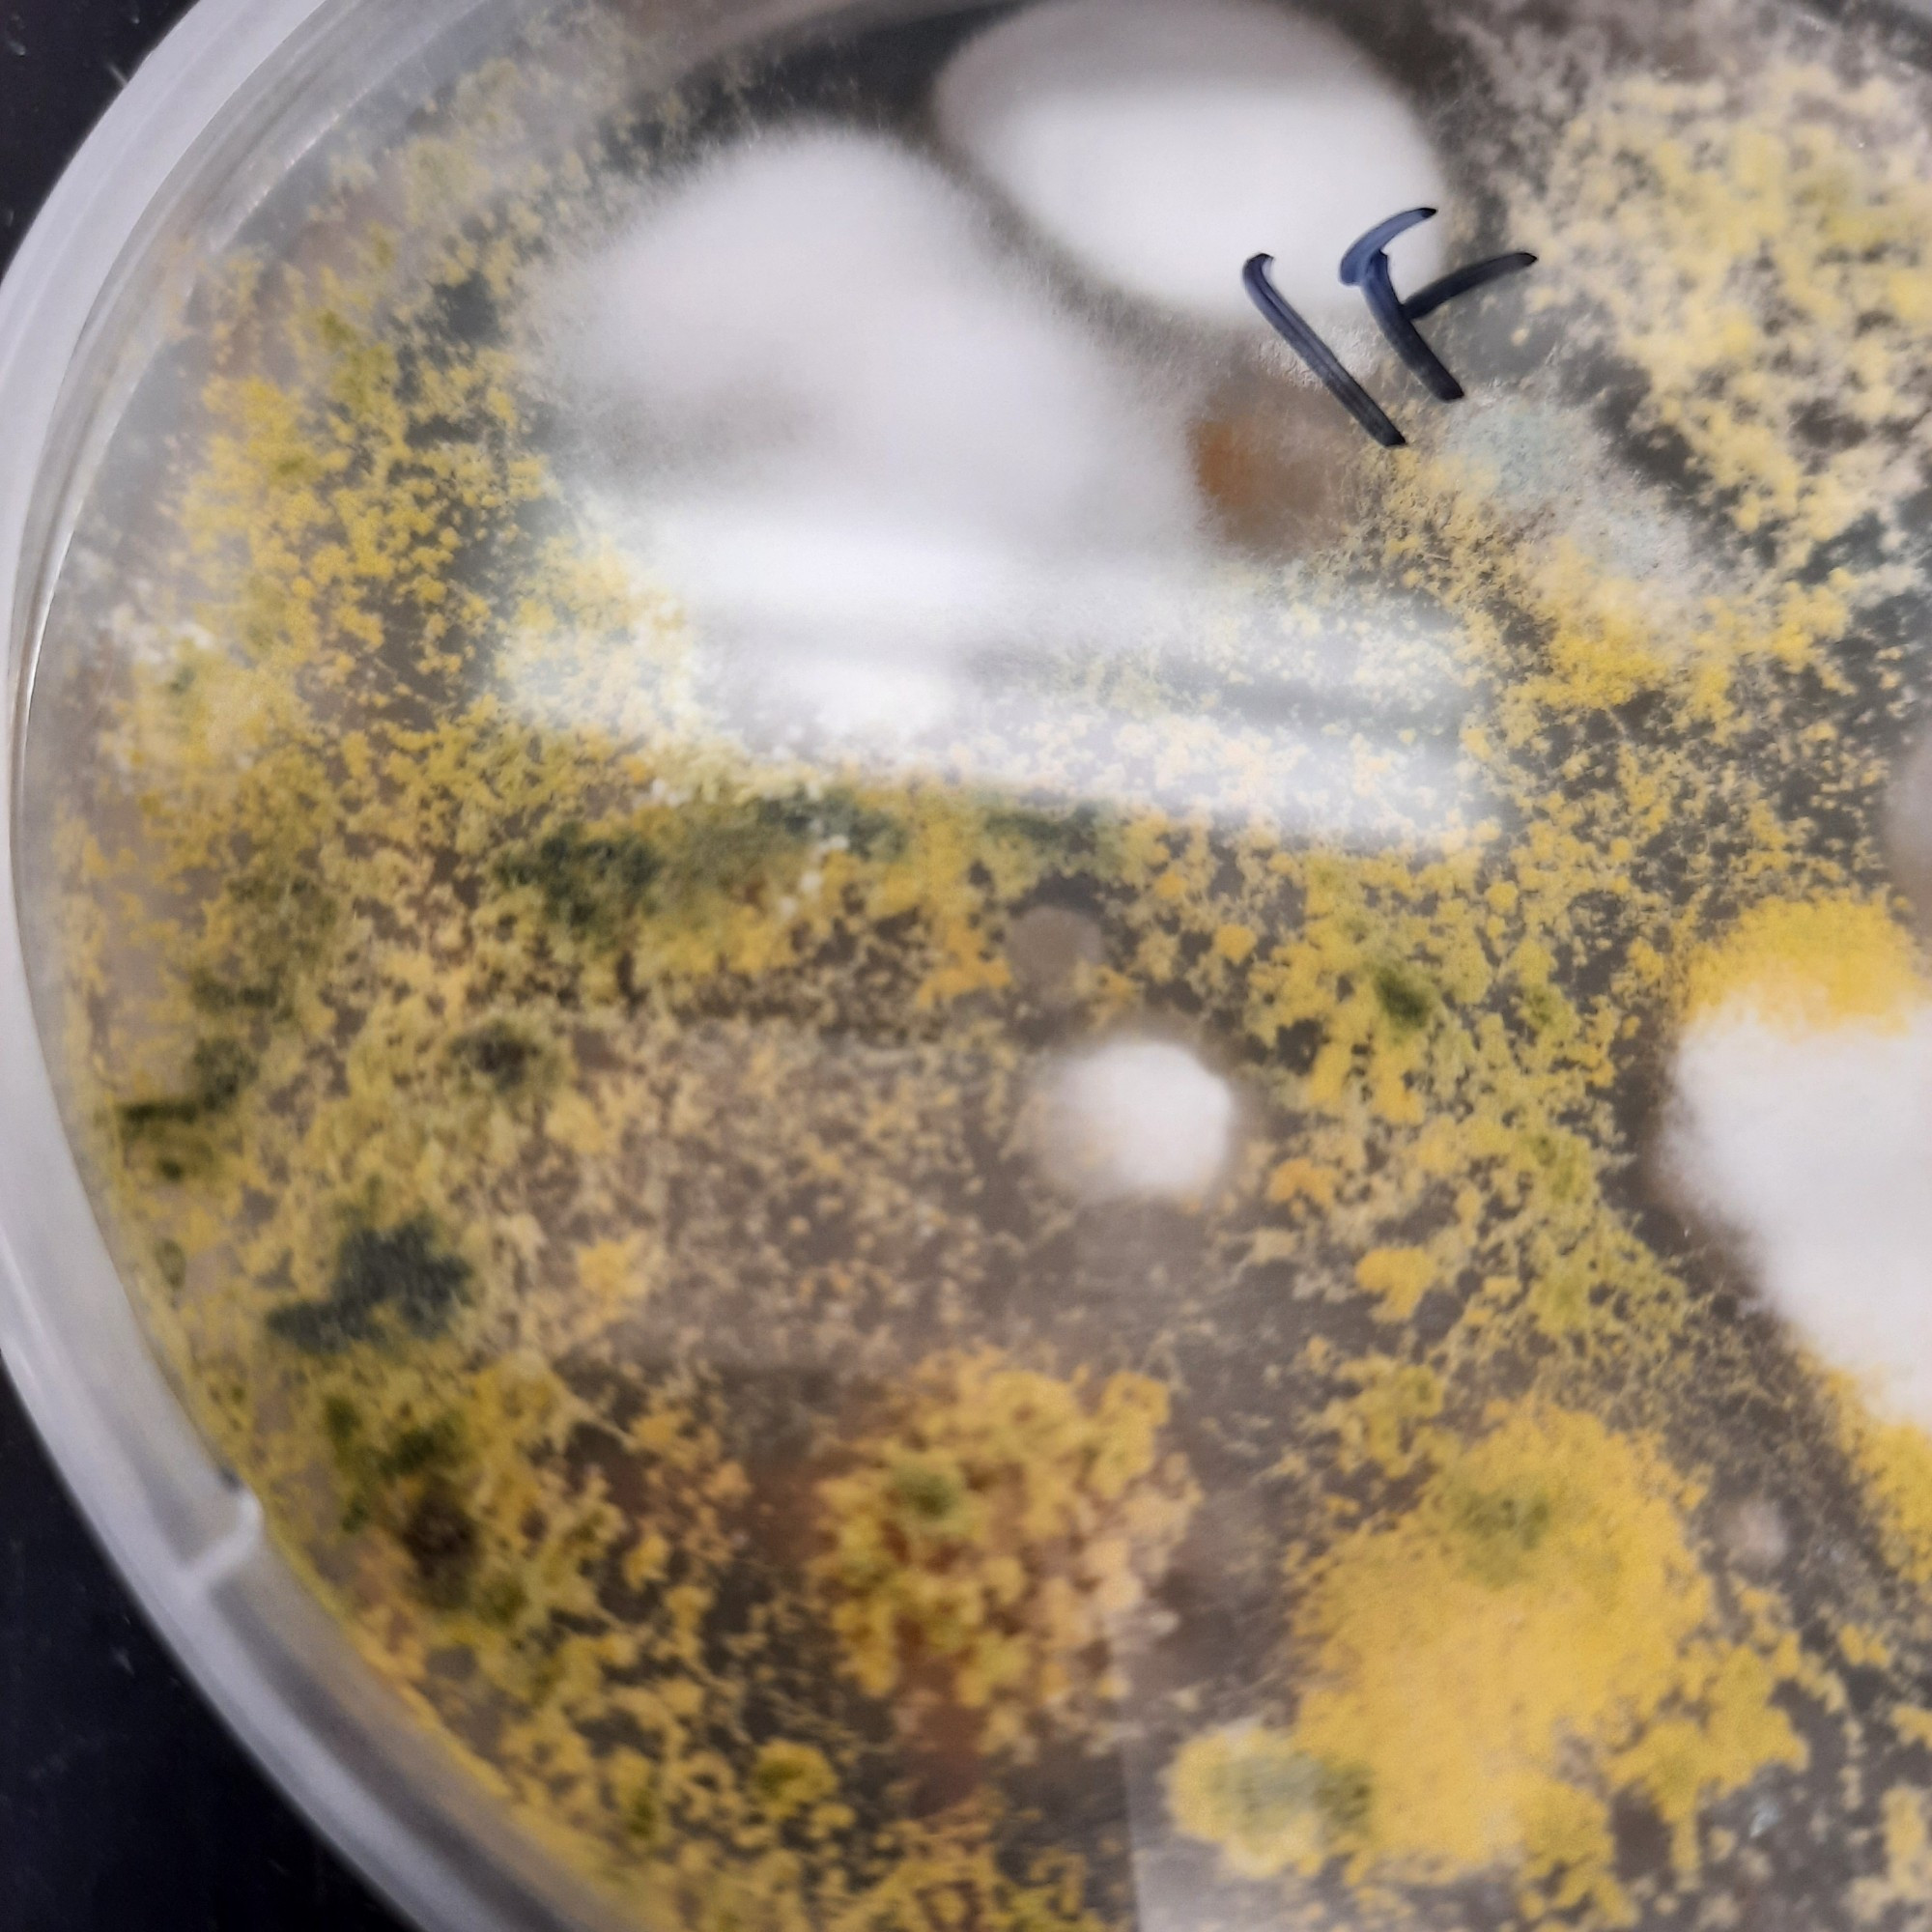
[1681,898,1925,1035]
[811,1353,1198,1757]
[1831,1372,1932,1587]
[1167,1725,1332,1880]
[1352,1246,1437,1322]
[1277,1406,1804,1919]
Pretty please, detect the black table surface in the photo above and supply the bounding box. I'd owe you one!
[0,5,411,1928]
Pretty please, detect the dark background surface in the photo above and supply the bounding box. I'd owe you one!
[0,5,410,1928]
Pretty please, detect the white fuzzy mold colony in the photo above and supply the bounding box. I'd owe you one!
[557,125,1200,555]
[528,20,1480,844]
[933,0,1447,333]
[1442,400,1714,595]
[1670,985,1932,1429]
[548,127,1202,689]
[1037,1038,1238,1204]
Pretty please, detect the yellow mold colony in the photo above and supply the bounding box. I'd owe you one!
[1167,1726,1334,1882]
[1281,1408,1804,1922]
[1531,60,1932,567]
[813,1354,1197,1757]
[1681,898,1928,1035]
[1351,1246,1437,1322]
[1173,1414,1809,1920]
[1833,1387,1932,1593]
[39,2,1932,1928]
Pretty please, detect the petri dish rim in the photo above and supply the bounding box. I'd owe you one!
[10,1,1932,1928]
[0,3,658,1929]
[0,3,1022,1920]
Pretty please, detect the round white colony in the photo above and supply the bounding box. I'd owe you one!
[934,0,1447,335]
[550,124,1200,558]
[540,125,1206,727]
[1669,1004,1932,1429]
[1037,1037,1238,1204]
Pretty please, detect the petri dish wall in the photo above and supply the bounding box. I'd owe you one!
[12,1,1932,1929]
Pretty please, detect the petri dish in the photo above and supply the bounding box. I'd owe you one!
[9,0,1932,1929]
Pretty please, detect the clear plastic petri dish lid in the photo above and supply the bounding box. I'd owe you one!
[16,2,1932,1932]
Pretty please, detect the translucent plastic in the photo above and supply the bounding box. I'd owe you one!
[16,4,1932,1932]
[0,6,724,1927]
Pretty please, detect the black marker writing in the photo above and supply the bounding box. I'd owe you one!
[1245,210,1536,446]
[1241,255,1406,450]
